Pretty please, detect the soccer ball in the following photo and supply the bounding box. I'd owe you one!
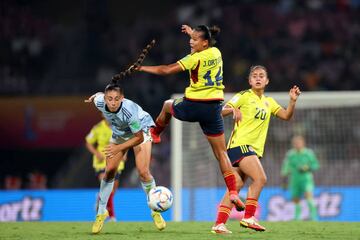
[147,186,173,212]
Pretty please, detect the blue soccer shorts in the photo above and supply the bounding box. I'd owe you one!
[227,145,258,167]
[171,97,224,136]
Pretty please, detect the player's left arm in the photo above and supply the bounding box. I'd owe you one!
[181,24,193,36]
[138,63,183,75]
[281,155,290,177]
[280,155,290,189]
[104,131,144,159]
[275,85,301,120]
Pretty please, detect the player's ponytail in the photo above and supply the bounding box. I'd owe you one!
[208,25,220,46]
[194,25,220,47]
[111,39,156,84]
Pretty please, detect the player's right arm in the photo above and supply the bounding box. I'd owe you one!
[138,63,183,75]
[222,92,245,124]
[222,105,242,124]
[308,149,320,171]
[84,92,103,103]
[104,102,145,159]
[104,131,144,159]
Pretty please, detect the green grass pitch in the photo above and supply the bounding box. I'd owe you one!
[1,221,360,240]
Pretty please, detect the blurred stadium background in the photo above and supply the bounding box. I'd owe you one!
[0,0,359,222]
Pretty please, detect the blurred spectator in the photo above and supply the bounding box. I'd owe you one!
[27,170,47,189]
[5,175,22,190]
[1,0,359,101]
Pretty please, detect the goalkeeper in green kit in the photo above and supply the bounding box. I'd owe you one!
[281,135,320,220]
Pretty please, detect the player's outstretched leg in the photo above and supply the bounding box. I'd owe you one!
[150,126,162,143]
[206,135,244,211]
[151,211,166,231]
[229,192,245,211]
[151,100,173,144]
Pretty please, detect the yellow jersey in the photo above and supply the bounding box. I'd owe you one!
[177,47,224,101]
[226,89,281,157]
[85,120,124,172]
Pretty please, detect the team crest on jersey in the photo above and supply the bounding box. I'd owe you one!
[264,101,269,107]
[130,121,140,130]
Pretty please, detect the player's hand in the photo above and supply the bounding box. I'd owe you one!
[95,152,105,161]
[132,64,141,71]
[104,144,121,159]
[289,85,301,102]
[181,25,193,36]
[232,107,242,126]
[299,165,310,172]
[84,92,101,103]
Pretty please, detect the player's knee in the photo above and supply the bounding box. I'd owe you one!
[163,100,173,111]
[254,174,267,187]
[164,99,173,106]
[258,174,267,186]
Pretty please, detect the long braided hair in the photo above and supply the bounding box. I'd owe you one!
[104,39,156,94]
[111,39,156,84]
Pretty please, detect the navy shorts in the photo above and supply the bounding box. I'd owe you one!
[171,97,224,136]
[228,145,257,167]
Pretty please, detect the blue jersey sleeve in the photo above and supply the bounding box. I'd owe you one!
[124,102,142,134]
[94,93,105,111]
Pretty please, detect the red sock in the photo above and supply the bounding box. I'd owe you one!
[223,171,237,193]
[107,191,115,218]
[244,198,257,218]
[153,120,166,135]
[215,204,232,225]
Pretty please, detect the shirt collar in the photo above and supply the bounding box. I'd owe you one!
[250,89,264,100]
[105,102,122,114]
